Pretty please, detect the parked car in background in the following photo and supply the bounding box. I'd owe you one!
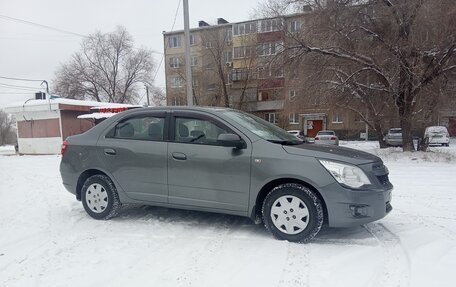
[384,128,402,146]
[314,130,339,146]
[424,126,450,146]
[287,130,305,141]
[60,107,392,243]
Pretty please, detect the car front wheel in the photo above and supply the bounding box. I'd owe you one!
[262,183,324,243]
[81,174,121,220]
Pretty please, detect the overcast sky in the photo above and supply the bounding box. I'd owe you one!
[0,0,261,107]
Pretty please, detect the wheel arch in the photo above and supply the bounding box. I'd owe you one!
[76,169,110,200]
[252,178,328,224]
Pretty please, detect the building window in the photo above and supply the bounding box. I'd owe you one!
[205,41,213,49]
[265,113,278,124]
[258,65,283,79]
[233,46,255,59]
[224,51,233,63]
[258,91,269,101]
[172,97,183,106]
[225,29,232,42]
[257,42,283,56]
[189,34,196,46]
[273,67,283,78]
[290,20,300,33]
[233,21,257,36]
[260,19,280,33]
[168,36,181,48]
[206,61,215,70]
[289,112,299,124]
[332,111,344,123]
[169,57,181,68]
[289,90,297,102]
[191,56,198,67]
[192,77,198,87]
[171,77,183,88]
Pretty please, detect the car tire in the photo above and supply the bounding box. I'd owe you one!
[262,183,324,243]
[81,174,121,220]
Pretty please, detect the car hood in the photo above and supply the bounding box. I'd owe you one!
[282,144,381,165]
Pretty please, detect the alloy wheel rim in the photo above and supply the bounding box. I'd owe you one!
[85,183,108,213]
[270,195,310,235]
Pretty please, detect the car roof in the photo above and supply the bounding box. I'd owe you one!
[124,106,232,113]
[425,126,448,132]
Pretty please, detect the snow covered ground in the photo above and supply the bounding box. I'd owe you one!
[1,140,456,287]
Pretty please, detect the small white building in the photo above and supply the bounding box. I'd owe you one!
[4,96,131,154]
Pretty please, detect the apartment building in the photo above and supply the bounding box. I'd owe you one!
[163,13,454,140]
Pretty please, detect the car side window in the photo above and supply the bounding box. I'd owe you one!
[109,116,165,141]
[174,117,229,145]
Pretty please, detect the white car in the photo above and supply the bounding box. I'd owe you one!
[424,126,450,146]
[287,130,305,141]
[314,130,339,146]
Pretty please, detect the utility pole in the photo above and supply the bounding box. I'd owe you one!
[183,0,193,106]
[145,85,150,106]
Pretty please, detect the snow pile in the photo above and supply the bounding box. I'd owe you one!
[1,141,456,287]
[340,139,456,163]
[0,145,15,155]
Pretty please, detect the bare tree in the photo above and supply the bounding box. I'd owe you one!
[0,110,16,146]
[148,86,167,107]
[200,27,232,107]
[261,0,456,151]
[53,26,156,104]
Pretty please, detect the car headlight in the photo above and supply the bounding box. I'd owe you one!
[319,160,371,188]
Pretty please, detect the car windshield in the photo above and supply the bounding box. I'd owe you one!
[222,110,302,144]
[390,129,402,134]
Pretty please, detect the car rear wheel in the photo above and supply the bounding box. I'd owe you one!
[81,174,121,220]
[262,183,324,243]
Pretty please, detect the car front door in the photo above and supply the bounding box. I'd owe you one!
[97,111,168,203]
[167,111,251,212]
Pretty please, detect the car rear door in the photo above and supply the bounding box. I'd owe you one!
[167,111,251,212]
[97,111,169,203]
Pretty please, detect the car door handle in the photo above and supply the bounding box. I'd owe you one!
[104,148,117,156]
[172,152,187,161]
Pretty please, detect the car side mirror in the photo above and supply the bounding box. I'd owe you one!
[217,133,246,149]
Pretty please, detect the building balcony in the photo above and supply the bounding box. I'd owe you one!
[244,100,284,112]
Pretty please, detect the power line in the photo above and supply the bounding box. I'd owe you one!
[0,14,86,38]
[0,83,44,92]
[0,92,35,95]
[139,0,181,104]
[0,76,44,82]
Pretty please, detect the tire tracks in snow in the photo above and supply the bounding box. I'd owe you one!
[394,208,456,241]
[364,223,411,287]
[277,242,310,287]
[176,217,242,287]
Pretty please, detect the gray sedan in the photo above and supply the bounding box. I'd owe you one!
[60,107,392,243]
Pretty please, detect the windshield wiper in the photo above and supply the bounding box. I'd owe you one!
[267,139,302,145]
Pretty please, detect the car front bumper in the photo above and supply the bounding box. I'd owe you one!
[321,182,393,227]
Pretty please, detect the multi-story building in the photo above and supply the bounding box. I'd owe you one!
[163,14,455,139]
